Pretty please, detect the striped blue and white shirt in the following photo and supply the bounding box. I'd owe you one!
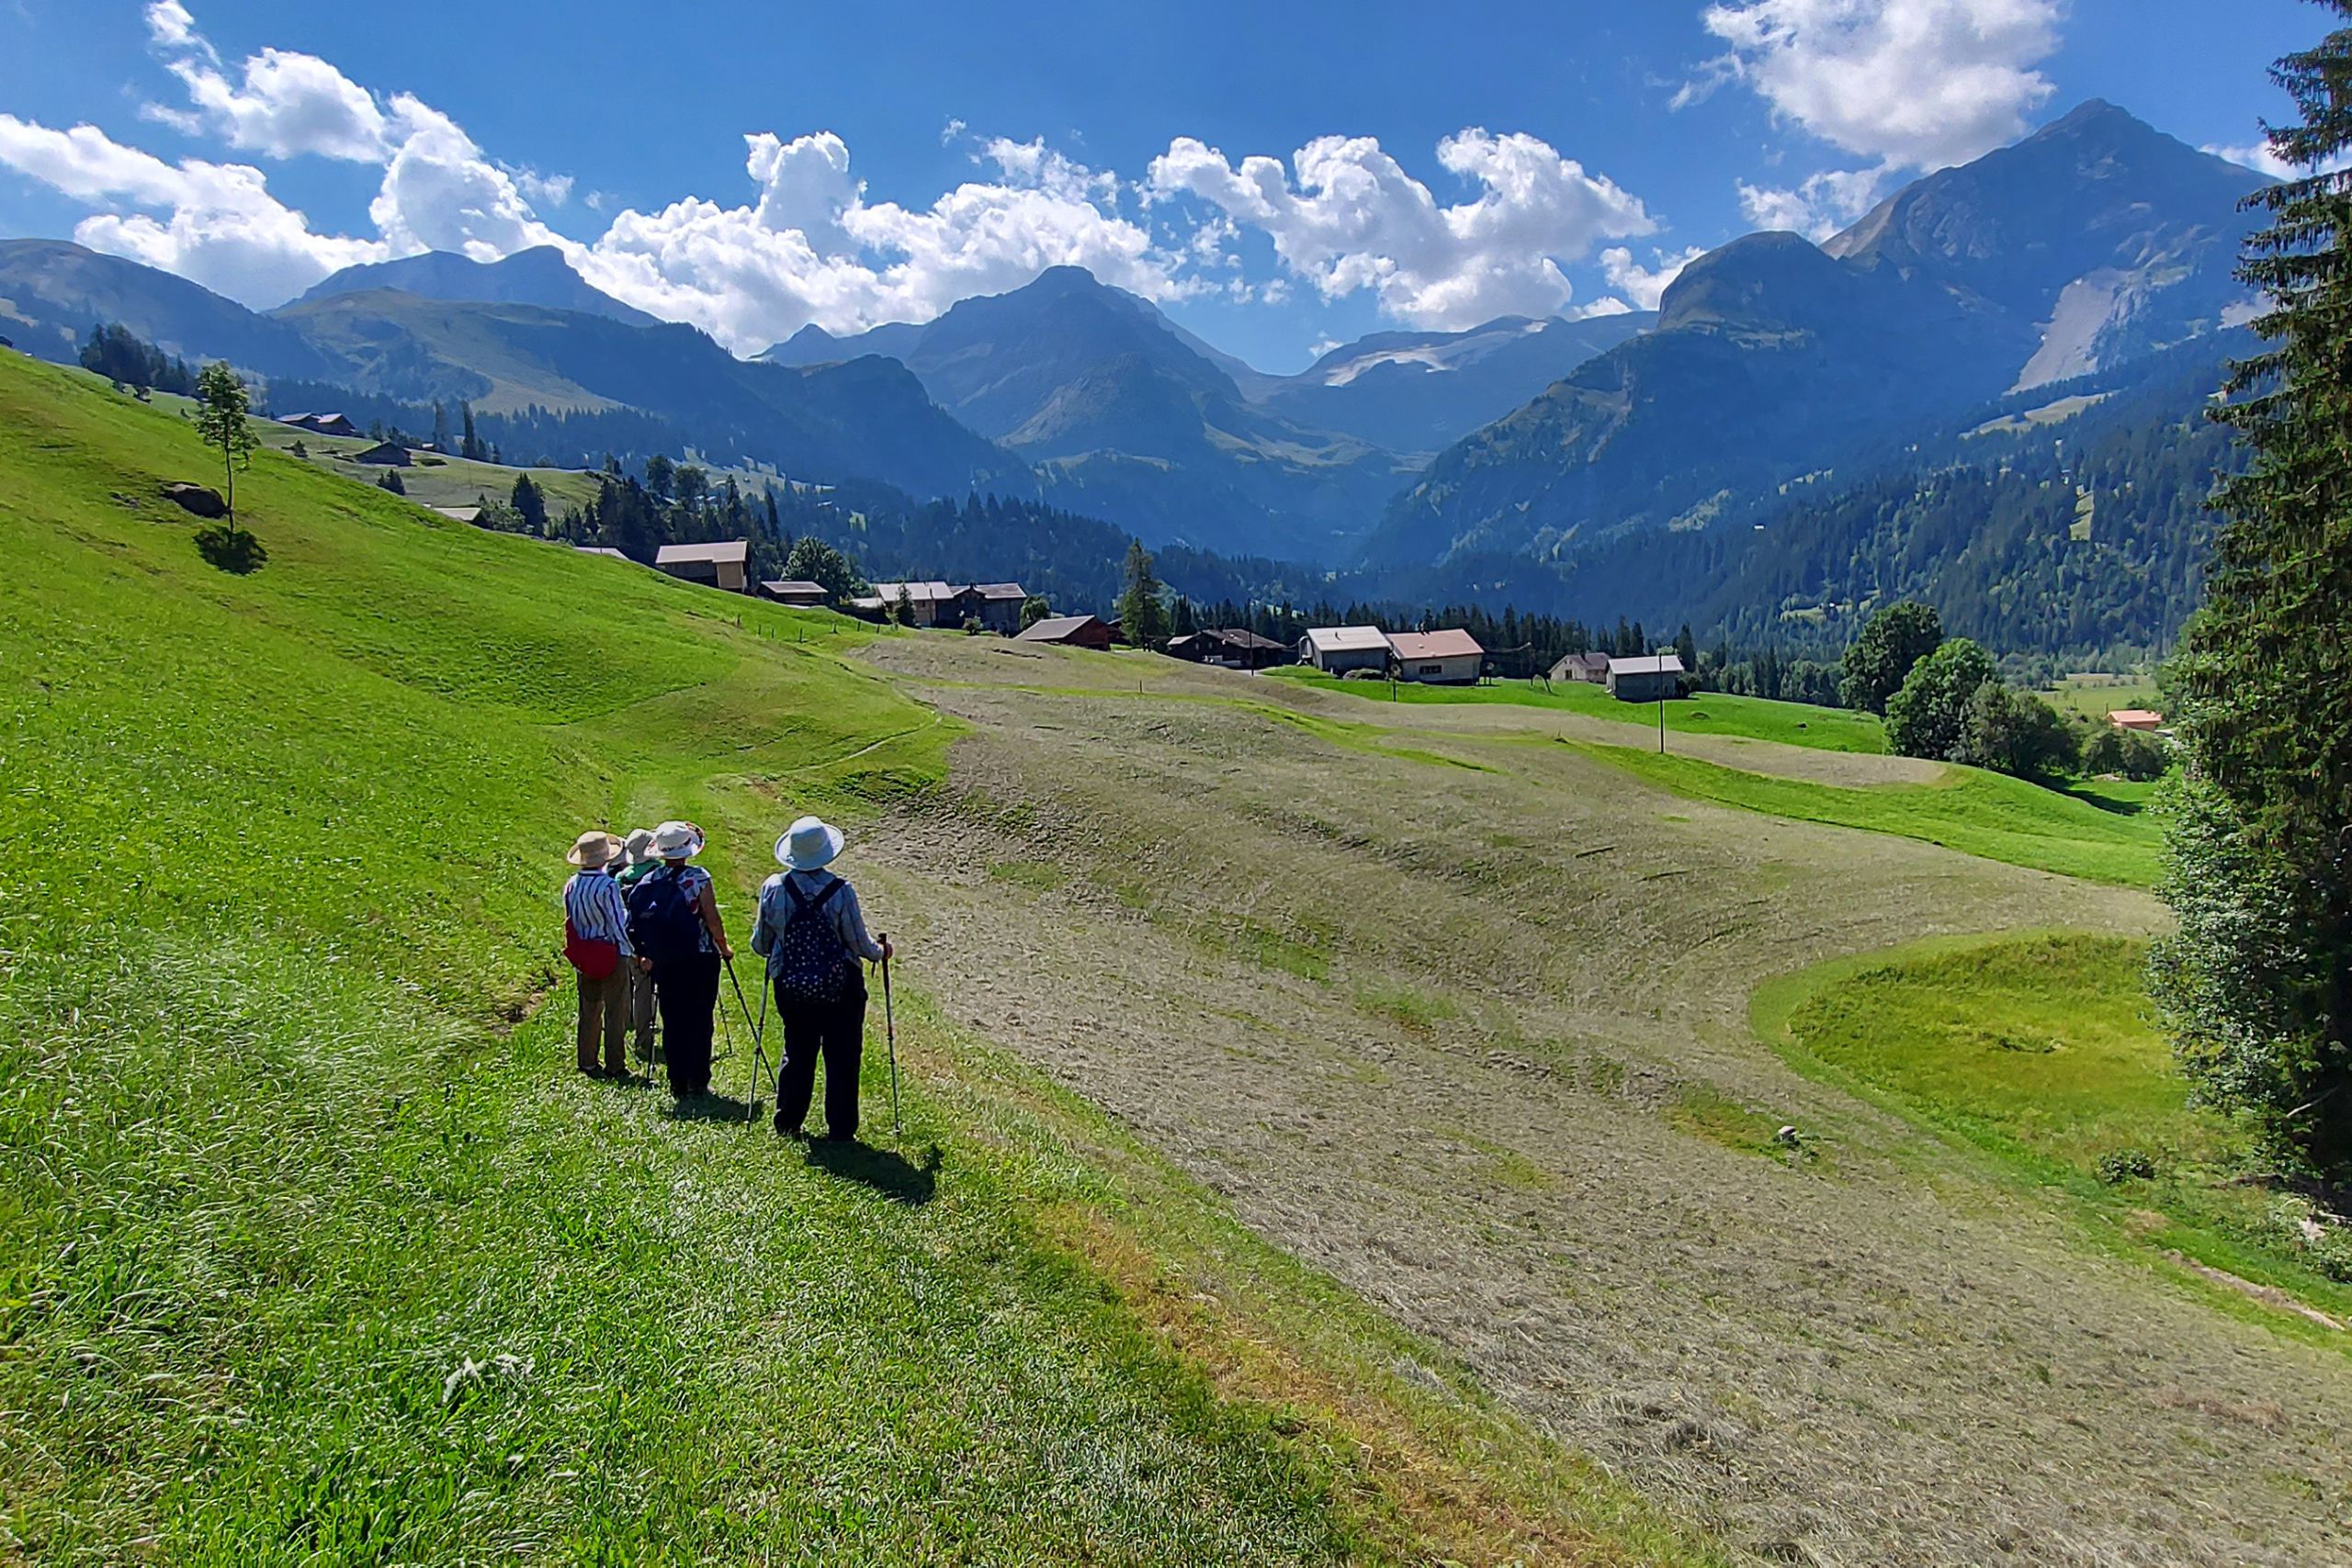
[563,867,633,957]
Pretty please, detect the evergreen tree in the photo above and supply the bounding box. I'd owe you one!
[1115,539,1171,648]
[510,472,548,535]
[432,401,453,452]
[2154,10,2352,1182]
[1841,601,1945,714]
[459,401,485,462]
[377,468,405,495]
[190,361,260,547]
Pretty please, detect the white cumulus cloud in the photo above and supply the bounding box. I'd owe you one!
[1146,129,1654,329]
[1698,0,2063,243]
[1736,165,1887,239]
[572,130,1186,350]
[0,113,384,303]
[1600,243,1708,310]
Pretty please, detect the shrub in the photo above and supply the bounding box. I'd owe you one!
[1961,682,2079,781]
[2097,1148,2158,1184]
[2083,725,2170,781]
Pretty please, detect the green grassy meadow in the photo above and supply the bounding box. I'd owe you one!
[1264,666,1889,754]
[1568,742,2167,887]
[2042,673,2164,722]
[243,409,606,514]
[0,355,1718,1563]
[1752,934,2352,1326]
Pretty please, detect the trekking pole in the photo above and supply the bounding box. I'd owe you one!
[723,954,766,1125]
[879,938,901,1141]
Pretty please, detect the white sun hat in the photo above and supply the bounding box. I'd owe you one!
[650,820,705,860]
[776,815,845,872]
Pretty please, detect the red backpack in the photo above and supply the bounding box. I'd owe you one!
[563,879,622,981]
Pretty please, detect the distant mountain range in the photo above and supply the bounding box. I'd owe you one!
[297,247,661,328]
[0,98,2268,654]
[1372,100,2259,566]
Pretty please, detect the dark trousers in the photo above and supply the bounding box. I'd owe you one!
[652,953,722,1096]
[775,975,867,1139]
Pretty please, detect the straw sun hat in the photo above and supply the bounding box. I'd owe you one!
[650,820,705,860]
[566,829,623,868]
[776,816,845,872]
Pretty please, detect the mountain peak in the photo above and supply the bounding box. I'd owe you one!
[2041,97,2132,133]
[291,248,657,328]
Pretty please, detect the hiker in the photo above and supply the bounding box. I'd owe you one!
[625,819,731,1098]
[752,815,891,1142]
[614,828,661,1066]
[560,830,633,1079]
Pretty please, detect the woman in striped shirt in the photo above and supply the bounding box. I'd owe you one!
[562,830,634,1078]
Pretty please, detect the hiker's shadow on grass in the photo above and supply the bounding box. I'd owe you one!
[806,1138,942,1206]
[664,1092,757,1124]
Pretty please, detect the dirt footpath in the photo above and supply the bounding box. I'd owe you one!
[853,639,2352,1568]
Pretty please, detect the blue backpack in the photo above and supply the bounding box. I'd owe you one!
[627,868,705,970]
[763,874,854,1005]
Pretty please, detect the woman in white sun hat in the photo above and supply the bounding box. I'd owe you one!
[752,815,891,1141]
[623,819,732,1099]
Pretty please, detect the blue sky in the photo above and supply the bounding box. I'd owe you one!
[0,1,2324,370]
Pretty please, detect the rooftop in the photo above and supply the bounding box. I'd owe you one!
[1015,614,1104,641]
[655,540,750,565]
[1608,653,1686,678]
[1303,626,1393,654]
[1387,629,1484,660]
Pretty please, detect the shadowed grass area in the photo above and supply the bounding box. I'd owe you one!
[1752,934,2352,1335]
[1569,741,2165,887]
[1266,666,1887,754]
[1,354,1724,1563]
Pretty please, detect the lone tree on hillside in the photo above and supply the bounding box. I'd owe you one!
[1840,601,1944,714]
[1883,637,1995,762]
[190,361,259,548]
[2152,8,2352,1186]
[1115,539,1170,649]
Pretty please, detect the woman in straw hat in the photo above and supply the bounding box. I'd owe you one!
[752,815,891,1141]
[624,820,732,1099]
[561,829,634,1079]
[613,828,662,1067]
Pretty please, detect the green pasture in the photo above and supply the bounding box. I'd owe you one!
[1569,742,2166,887]
[1264,665,1888,754]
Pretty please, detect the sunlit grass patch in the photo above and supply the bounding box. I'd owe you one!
[1267,666,1887,754]
[1753,934,2352,1332]
[1569,741,2165,887]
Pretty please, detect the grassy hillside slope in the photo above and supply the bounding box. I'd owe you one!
[0,356,1711,1564]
